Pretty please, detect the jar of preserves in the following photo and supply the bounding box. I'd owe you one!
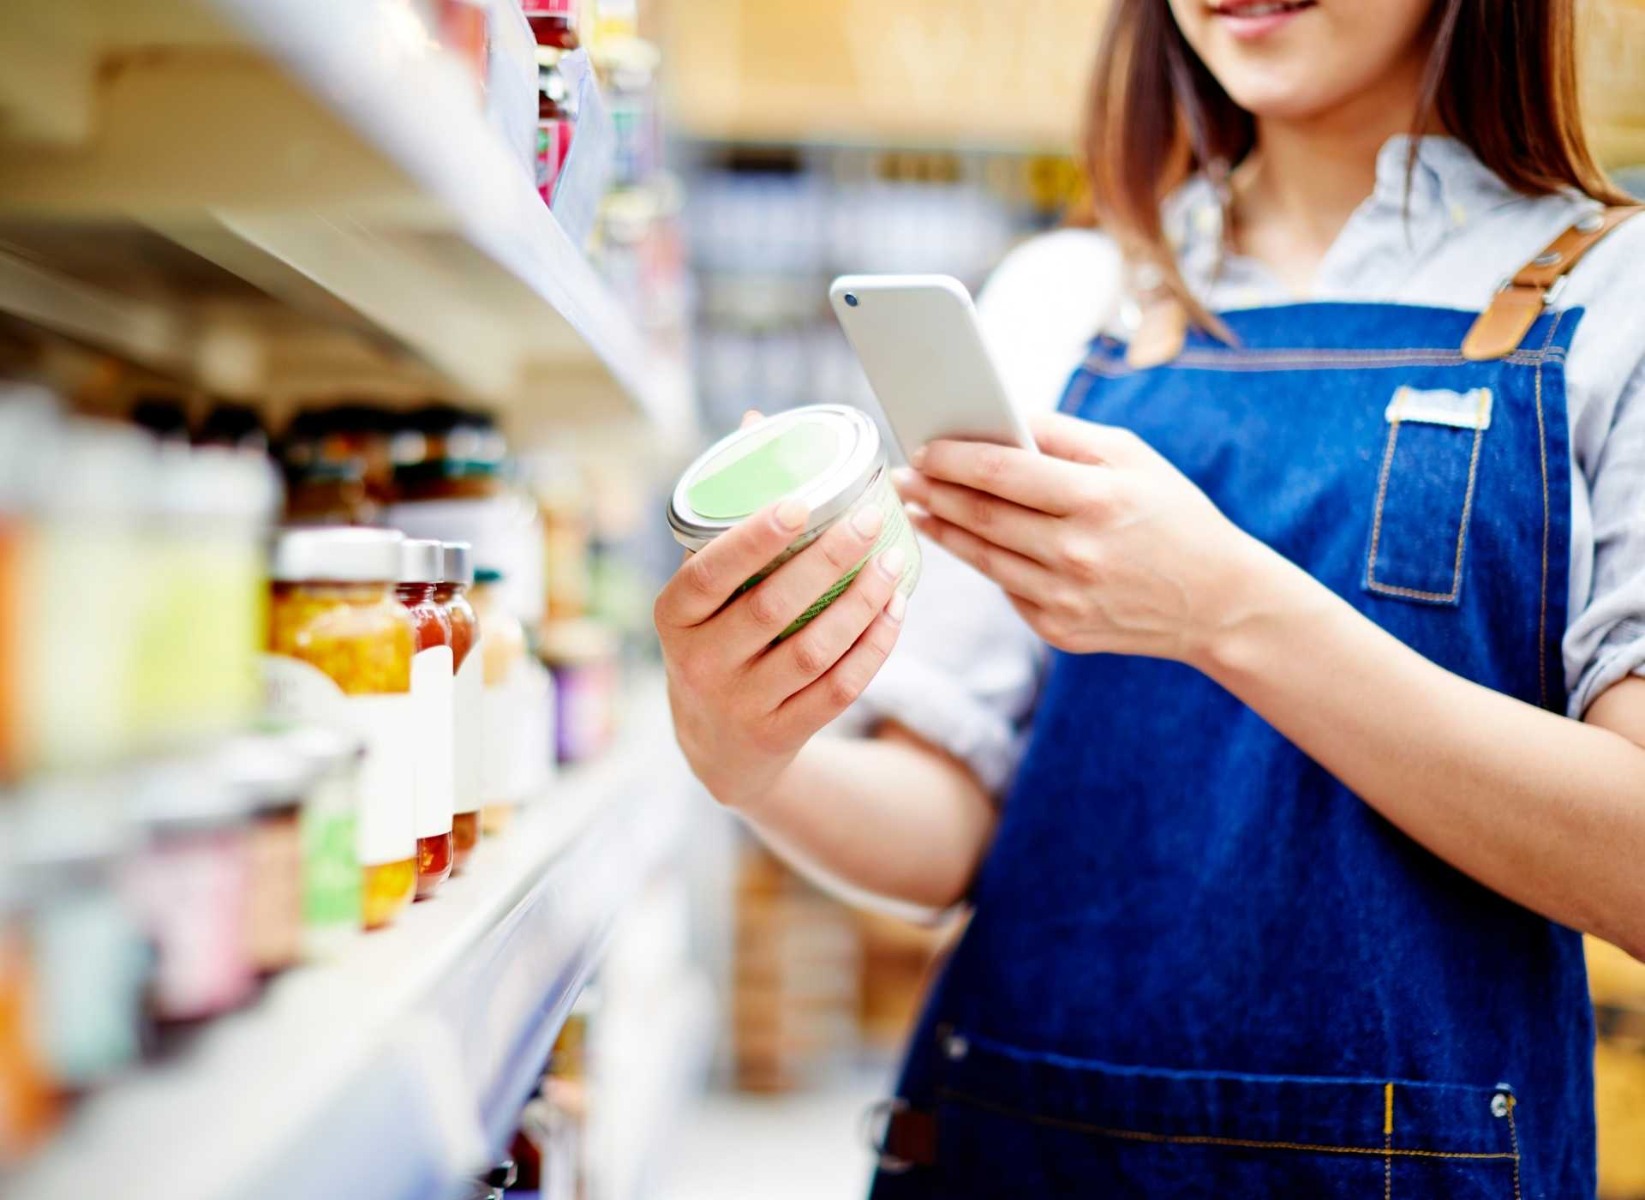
[399,539,455,900]
[264,528,418,931]
[391,406,506,505]
[437,542,484,873]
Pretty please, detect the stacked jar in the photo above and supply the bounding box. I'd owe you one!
[263,529,417,931]
[436,543,484,873]
[398,539,455,900]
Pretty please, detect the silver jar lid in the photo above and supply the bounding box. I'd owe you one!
[668,405,884,552]
[442,541,475,587]
[270,527,404,583]
[399,537,445,584]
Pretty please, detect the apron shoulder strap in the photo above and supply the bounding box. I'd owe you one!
[1461,203,1644,361]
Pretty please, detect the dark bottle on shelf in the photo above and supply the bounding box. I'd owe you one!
[523,0,579,51]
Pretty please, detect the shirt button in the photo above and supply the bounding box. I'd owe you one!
[943,1032,970,1061]
[1490,1092,1511,1118]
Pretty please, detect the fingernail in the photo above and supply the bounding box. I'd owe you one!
[892,466,920,490]
[877,546,907,579]
[774,498,809,531]
[909,446,928,469]
[887,591,908,624]
[851,505,884,539]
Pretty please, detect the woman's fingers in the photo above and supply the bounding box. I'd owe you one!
[711,502,890,656]
[913,437,1092,515]
[908,508,1059,599]
[1029,413,1149,467]
[774,604,904,739]
[656,498,810,629]
[896,468,1054,566]
[752,544,906,698]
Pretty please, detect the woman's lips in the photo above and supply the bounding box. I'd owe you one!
[1206,0,1318,41]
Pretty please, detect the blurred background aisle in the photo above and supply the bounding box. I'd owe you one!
[0,1,1641,1199]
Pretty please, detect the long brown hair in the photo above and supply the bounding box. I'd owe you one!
[1082,0,1629,323]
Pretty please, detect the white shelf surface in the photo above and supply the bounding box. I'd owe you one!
[11,676,696,1200]
[0,0,692,435]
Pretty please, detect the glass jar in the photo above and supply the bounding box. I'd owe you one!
[391,405,506,504]
[541,619,617,765]
[473,569,529,832]
[668,405,921,640]
[127,761,259,1025]
[0,386,57,785]
[399,539,454,900]
[279,727,363,962]
[0,848,58,1166]
[216,736,310,976]
[264,528,418,931]
[437,543,484,873]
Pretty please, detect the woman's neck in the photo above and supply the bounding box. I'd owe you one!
[1231,55,1435,294]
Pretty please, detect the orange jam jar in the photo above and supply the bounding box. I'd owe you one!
[398,539,454,900]
[436,543,483,874]
[264,529,417,931]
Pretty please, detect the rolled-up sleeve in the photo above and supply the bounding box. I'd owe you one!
[1567,348,1645,718]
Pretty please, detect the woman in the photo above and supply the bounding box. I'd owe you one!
[655,0,1645,1195]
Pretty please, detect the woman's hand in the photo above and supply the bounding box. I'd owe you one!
[896,412,1283,665]
[655,495,907,812]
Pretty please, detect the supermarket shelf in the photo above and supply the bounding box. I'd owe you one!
[0,0,692,435]
[11,676,696,1200]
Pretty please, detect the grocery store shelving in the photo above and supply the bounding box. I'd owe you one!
[11,675,696,1200]
[0,0,693,436]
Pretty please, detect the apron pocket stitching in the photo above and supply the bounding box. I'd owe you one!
[1363,412,1488,605]
[933,1085,1522,1165]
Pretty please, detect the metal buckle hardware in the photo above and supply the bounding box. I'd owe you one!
[862,1098,915,1175]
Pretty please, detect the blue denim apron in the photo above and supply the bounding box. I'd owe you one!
[872,301,1593,1199]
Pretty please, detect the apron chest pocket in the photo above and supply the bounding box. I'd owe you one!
[1363,386,1494,606]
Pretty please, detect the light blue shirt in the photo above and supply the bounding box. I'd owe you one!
[855,136,1645,793]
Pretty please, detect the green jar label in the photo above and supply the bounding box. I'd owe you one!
[686,424,842,519]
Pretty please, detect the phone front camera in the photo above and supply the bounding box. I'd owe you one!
[844,293,859,307]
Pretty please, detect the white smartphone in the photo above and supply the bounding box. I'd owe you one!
[829,274,1036,462]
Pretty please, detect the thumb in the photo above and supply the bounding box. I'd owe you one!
[1029,412,1145,466]
[740,409,766,431]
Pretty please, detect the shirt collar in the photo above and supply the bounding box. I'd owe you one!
[1160,135,1530,297]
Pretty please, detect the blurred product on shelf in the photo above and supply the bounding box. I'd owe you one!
[541,619,619,764]
[473,566,556,835]
[589,0,639,47]
[127,759,258,1027]
[732,847,861,1094]
[264,528,418,931]
[129,396,192,445]
[0,873,59,1164]
[0,387,279,780]
[1591,938,1645,1199]
[537,48,577,206]
[217,736,308,977]
[195,403,270,455]
[524,0,581,50]
[279,727,365,962]
[439,543,487,874]
[281,406,390,527]
[602,37,662,191]
[392,404,508,504]
[399,540,457,901]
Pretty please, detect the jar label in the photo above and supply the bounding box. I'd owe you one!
[455,641,484,815]
[522,0,575,14]
[411,646,455,838]
[301,773,361,936]
[262,655,415,867]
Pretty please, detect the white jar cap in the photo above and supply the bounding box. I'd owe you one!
[270,527,403,583]
[399,537,445,584]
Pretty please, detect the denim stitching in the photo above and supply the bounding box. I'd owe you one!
[1507,1096,1523,1200]
[1384,1083,1394,1200]
[1082,347,1565,376]
[1364,401,1487,604]
[935,1087,1520,1163]
[1532,310,1565,710]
